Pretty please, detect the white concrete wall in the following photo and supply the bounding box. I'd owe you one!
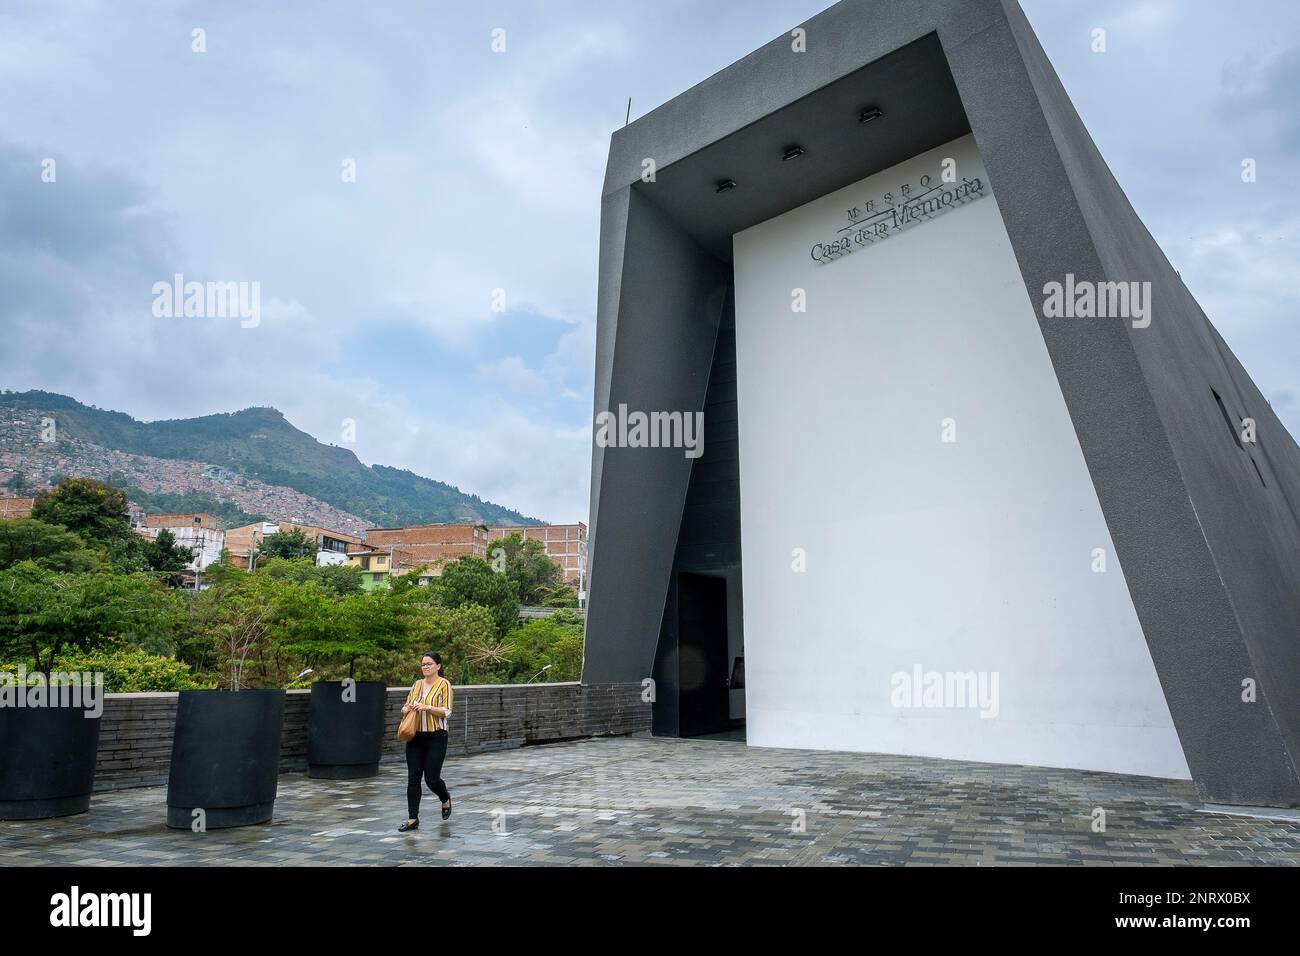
[185,529,224,571]
[732,134,1189,779]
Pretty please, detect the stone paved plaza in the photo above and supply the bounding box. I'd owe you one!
[4,735,1299,866]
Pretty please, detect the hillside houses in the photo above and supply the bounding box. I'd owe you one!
[1,493,584,595]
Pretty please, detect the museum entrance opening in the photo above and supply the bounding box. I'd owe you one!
[676,572,734,738]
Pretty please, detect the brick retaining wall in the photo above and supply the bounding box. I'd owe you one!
[94,682,651,791]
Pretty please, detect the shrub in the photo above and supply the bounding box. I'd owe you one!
[0,648,207,692]
[0,562,186,675]
[540,584,580,608]
[503,616,584,683]
[411,603,506,685]
[431,557,519,636]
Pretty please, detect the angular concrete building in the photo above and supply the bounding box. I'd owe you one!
[582,0,1300,807]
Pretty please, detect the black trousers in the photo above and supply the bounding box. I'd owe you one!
[405,729,450,820]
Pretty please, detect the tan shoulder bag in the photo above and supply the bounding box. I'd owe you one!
[397,683,422,742]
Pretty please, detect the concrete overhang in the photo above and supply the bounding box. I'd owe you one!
[624,34,971,262]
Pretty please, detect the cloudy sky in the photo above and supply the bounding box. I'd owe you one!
[1,0,1297,522]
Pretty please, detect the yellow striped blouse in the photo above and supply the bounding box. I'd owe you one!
[406,678,453,733]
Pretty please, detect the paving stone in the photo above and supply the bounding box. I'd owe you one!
[2,736,1298,866]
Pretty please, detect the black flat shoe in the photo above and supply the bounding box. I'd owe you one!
[398,819,419,832]
[441,801,452,820]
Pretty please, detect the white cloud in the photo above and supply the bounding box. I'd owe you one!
[1108,0,1177,37]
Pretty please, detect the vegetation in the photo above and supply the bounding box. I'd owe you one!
[257,528,315,562]
[0,518,101,572]
[31,477,134,549]
[0,649,205,692]
[487,532,564,605]
[256,556,364,596]
[429,555,520,636]
[141,528,196,587]
[0,476,584,691]
[0,562,185,676]
[502,613,584,683]
[279,580,413,682]
[6,471,34,496]
[540,585,581,608]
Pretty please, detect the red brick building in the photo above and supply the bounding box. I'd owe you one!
[0,497,35,520]
[142,513,220,530]
[363,523,489,573]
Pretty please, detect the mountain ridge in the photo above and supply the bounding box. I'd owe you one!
[0,389,541,528]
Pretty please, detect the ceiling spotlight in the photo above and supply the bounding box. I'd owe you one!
[782,145,806,161]
[715,179,738,193]
[859,106,884,124]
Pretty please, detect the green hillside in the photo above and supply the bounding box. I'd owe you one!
[0,390,540,528]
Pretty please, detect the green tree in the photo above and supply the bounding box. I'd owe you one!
[547,609,586,682]
[487,533,564,605]
[305,562,365,597]
[195,570,290,690]
[176,569,235,676]
[183,566,397,689]
[274,580,414,681]
[0,518,100,572]
[503,616,585,683]
[548,608,586,628]
[257,528,316,562]
[30,477,134,548]
[141,527,196,587]
[0,563,183,676]
[204,549,247,583]
[540,582,580,608]
[552,632,584,682]
[410,602,504,684]
[432,556,519,635]
[257,555,364,596]
[7,471,34,496]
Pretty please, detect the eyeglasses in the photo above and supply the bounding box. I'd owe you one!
[421,662,435,667]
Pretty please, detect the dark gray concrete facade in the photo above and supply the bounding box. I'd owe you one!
[582,0,1300,807]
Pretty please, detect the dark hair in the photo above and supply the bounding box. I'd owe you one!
[422,652,443,678]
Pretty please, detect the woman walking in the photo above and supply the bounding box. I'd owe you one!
[398,652,453,831]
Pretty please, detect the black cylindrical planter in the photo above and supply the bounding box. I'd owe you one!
[166,689,285,830]
[307,680,387,779]
[0,705,102,820]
